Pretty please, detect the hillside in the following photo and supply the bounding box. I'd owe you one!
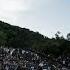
[0,21,70,56]
[0,21,47,48]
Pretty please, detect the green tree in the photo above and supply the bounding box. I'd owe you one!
[67,33,70,41]
[0,31,7,46]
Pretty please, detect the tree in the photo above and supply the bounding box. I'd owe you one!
[67,33,70,41]
[55,31,61,39]
[0,31,7,46]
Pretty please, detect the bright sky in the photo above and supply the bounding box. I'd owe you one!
[0,0,70,38]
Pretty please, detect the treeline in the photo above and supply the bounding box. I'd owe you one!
[0,21,70,57]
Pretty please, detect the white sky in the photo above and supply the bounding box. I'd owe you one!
[0,0,70,38]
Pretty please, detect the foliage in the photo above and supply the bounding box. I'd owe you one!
[0,21,70,56]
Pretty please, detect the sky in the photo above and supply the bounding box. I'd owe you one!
[0,0,70,38]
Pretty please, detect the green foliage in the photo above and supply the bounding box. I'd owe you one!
[67,33,70,41]
[0,31,7,46]
[0,21,70,56]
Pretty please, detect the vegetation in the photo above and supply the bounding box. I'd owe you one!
[0,21,70,57]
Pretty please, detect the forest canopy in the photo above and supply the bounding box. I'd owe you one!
[0,21,70,56]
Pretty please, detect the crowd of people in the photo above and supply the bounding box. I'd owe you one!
[0,47,70,70]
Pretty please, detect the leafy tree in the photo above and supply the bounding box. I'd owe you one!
[0,31,7,46]
[67,33,70,41]
[0,20,70,57]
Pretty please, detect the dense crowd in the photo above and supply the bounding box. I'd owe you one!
[0,47,70,70]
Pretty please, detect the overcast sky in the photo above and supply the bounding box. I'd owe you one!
[0,0,70,38]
